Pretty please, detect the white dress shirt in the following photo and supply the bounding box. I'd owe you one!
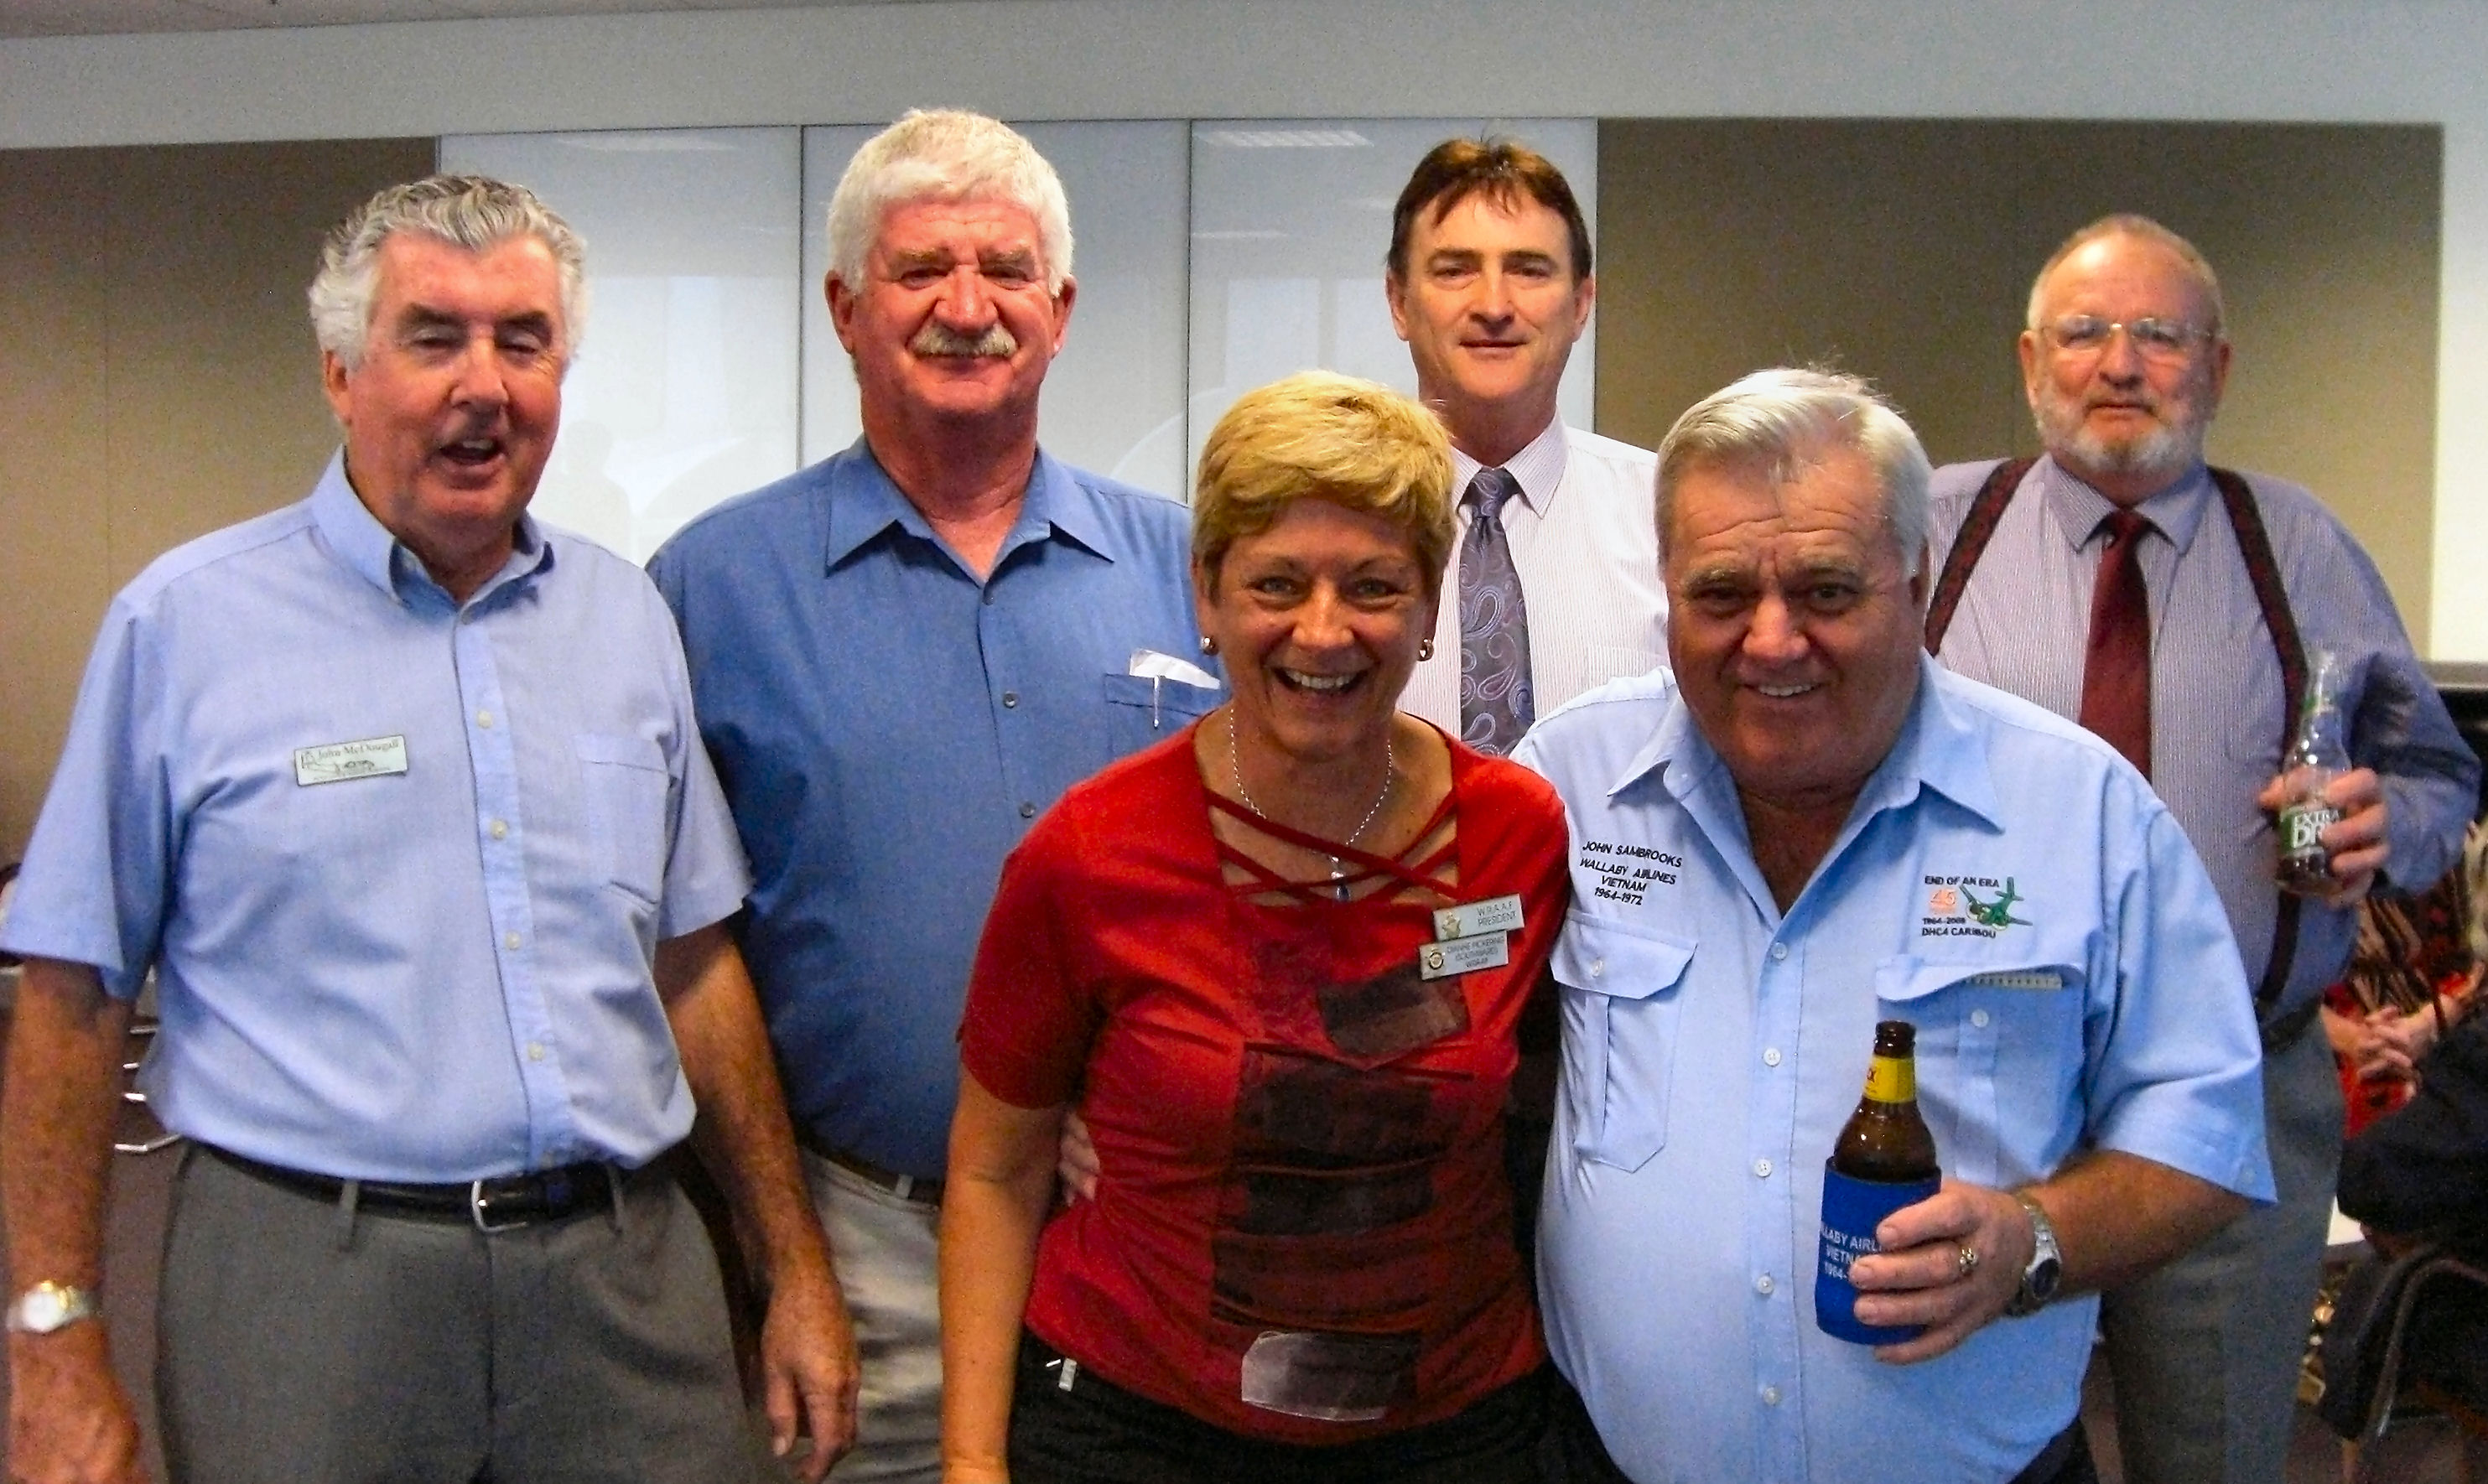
[1401,418,1668,735]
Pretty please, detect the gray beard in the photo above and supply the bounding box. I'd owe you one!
[2034,396,2208,490]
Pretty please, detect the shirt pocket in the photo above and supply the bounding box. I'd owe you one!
[574,733,671,908]
[1103,670,1222,756]
[1872,956,2086,1187]
[1553,911,1696,1172]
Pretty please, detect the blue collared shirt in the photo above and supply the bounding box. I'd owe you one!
[1514,657,2272,1484]
[648,439,1208,1179]
[2,455,751,1182]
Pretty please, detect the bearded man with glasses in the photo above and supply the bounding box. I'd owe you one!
[1922,213,2477,1484]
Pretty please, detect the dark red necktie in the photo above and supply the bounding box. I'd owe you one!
[2079,510,2155,778]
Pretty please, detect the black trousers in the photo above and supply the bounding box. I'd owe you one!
[1008,1331,1548,1484]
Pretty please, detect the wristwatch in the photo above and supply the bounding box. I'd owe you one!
[7,1281,99,1335]
[2004,1191,2063,1317]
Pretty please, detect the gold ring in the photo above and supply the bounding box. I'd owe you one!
[1956,1243,1981,1280]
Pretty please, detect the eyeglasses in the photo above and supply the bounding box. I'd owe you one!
[2039,315,2215,365]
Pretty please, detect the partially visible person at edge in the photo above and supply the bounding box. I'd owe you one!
[940,371,1570,1484]
[649,111,1208,1481]
[1924,213,2479,1484]
[0,175,851,1484]
[1519,367,2274,1484]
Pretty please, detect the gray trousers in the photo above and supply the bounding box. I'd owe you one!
[2100,1020,2342,1484]
[797,1150,943,1484]
[157,1144,769,1484]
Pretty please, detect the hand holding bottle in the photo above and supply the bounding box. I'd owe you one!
[2258,765,2389,906]
[2266,647,2391,905]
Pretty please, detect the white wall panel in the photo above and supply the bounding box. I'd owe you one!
[440,127,801,561]
[1186,118,1596,473]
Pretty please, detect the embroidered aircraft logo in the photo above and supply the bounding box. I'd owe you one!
[1961,878,2030,929]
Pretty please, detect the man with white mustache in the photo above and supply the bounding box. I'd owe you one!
[1924,214,2476,1484]
[648,111,1203,1481]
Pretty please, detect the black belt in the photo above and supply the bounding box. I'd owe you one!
[2008,1420,2095,1484]
[796,1129,943,1204]
[205,1144,622,1232]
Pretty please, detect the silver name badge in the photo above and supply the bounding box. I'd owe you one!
[1433,894,1524,942]
[293,735,409,786]
[1418,931,1509,981]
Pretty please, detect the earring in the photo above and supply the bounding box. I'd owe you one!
[1417,638,1435,662]
[1199,635,1218,656]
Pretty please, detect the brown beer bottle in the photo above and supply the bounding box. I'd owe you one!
[1832,1020,1939,1181]
[1817,1019,1943,1343]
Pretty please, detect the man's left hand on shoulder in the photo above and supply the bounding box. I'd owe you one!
[758,1263,861,1482]
[2258,765,2391,906]
[1847,1179,2037,1363]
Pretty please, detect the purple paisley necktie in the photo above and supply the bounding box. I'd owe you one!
[1458,467,1535,755]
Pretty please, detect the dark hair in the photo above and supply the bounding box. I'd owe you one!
[1386,137,1592,283]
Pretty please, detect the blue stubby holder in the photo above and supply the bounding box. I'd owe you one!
[1815,1161,1941,1345]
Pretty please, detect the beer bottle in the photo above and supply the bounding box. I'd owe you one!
[2275,647,2350,896]
[1815,1020,1942,1345]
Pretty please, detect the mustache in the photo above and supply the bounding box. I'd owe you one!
[911,321,1018,358]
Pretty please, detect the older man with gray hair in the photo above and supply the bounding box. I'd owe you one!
[1518,367,2272,1483]
[650,111,1203,1480]
[0,174,851,1484]
[1924,214,2478,1484]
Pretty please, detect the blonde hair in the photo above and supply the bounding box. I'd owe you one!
[1192,371,1455,594]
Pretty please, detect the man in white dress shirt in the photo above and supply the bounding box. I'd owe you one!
[1384,138,1666,753]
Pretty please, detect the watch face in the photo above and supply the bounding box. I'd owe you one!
[2028,1257,2063,1302]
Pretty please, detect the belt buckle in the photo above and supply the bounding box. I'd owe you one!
[470,1178,530,1233]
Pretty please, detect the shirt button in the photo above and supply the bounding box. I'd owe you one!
[504,931,522,950]
[527,1042,545,1061]
[1002,692,1019,708]
[1590,957,1605,977]
[1761,1385,1782,1407]
[476,710,493,729]
[1971,1009,1992,1028]
[1753,1157,1773,1179]
[1763,1047,1782,1067]
[1754,1274,1775,1295]
[1769,942,1789,961]
[489,819,508,840]
[1019,802,1036,819]
[982,590,995,606]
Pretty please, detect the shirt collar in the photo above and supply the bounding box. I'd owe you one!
[1450,416,1569,516]
[309,449,551,607]
[2036,453,2215,556]
[823,439,1114,573]
[1603,654,2000,832]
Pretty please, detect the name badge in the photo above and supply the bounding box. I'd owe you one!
[1433,894,1524,942]
[294,735,409,786]
[1418,931,1509,981]
[1961,970,2063,991]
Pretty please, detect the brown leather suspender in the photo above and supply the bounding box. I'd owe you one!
[1922,459,2309,1028]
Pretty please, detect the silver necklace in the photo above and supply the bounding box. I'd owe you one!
[1227,707,1396,900]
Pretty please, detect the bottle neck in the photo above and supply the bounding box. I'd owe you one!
[1863,1054,1915,1104]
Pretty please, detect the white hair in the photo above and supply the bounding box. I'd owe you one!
[825,110,1073,293]
[308,174,587,370]
[1654,366,1932,579]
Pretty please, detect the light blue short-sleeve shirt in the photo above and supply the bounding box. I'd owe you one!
[1514,657,2272,1484]
[2,455,751,1182]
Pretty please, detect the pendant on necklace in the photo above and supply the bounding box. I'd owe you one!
[1329,856,1350,901]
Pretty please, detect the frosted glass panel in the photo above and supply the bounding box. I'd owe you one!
[801,121,1191,501]
[1187,119,1597,470]
[439,128,802,562]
